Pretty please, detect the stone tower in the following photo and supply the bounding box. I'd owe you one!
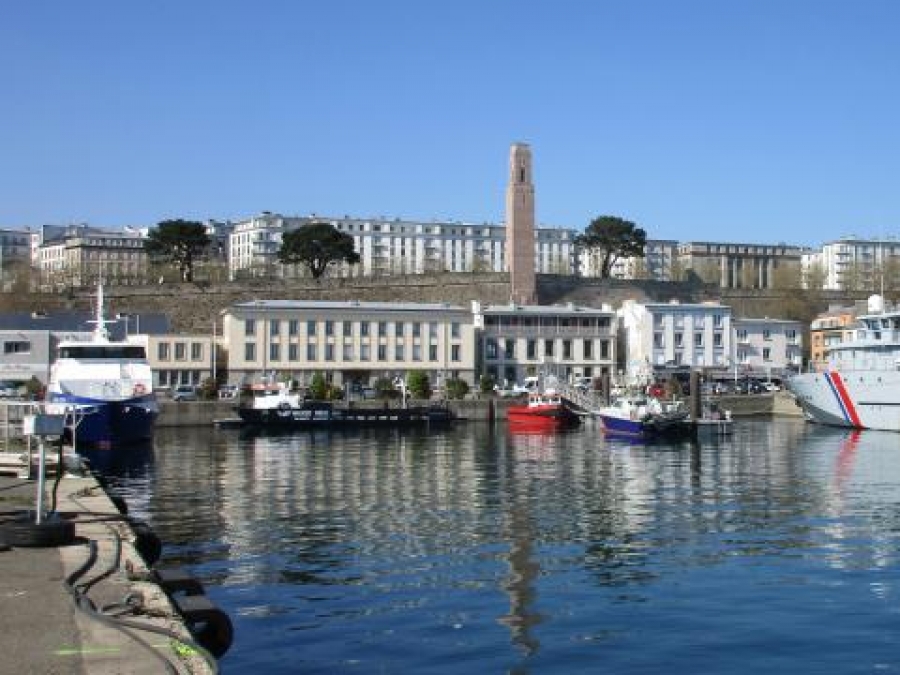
[505,143,536,305]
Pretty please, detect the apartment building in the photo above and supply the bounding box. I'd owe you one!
[0,228,32,282]
[222,300,477,389]
[124,334,216,389]
[227,212,576,280]
[618,299,733,384]
[583,239,680,281]
[808,305,857,368]
[34,225,147,287]
[803,236,900,291]
[473,302,617,387]
[732,318,803,377]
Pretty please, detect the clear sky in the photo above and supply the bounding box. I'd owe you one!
[1,1,898,246]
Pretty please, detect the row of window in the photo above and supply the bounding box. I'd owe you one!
[654,332,725,348]
[157,370,203,386]
[157,342,205,361]
[485,338,610,361]
[245,318,462,339]
[483,316,611,329]
[735,329,798,341]
[245,342,462,363]
[654,314,726,328]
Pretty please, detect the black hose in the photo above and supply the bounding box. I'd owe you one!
[48,438,65,516]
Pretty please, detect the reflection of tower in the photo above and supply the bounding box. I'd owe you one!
[497,502,543,655]
[506,143,536,305]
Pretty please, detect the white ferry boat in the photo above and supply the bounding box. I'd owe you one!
[46,285,158,445]
[789,295,900,431]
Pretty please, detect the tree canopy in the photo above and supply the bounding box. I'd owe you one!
[278,222,360,279]
[145,219,210,282]
[575,216,646,279]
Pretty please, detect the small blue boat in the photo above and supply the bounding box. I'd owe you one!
[597,396,695,441]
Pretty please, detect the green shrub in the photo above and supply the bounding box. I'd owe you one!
[445,378,469,400]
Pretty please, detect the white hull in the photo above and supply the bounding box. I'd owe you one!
[789,370,900,432]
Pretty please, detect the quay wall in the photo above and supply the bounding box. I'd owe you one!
[158,392,804,427]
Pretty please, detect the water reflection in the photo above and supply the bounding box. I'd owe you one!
[99,420,900,674]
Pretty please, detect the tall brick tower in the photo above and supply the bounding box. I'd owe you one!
[506,143,536,305]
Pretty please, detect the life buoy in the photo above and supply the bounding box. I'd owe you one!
[133,383,147,396]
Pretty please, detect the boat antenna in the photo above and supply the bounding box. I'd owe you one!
[86,281,112,341]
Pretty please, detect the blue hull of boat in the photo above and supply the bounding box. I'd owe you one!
[48,393,157,446]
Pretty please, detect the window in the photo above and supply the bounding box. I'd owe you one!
[486,338,498,360]
[713,314,723,328]
[157,342,169,360]
[191,343,203,361]
[653,333,664,349]
[786,329,797,342]
[714,332,723,348]
[736,329,748,341]
[244,319,255,336]
[244,343,256,361]
[306,344,317,360]
[451,322,461,339]
[763,329,772,340]
[288,320,299,336]
[412,322,421,338]
[675,332,683,348]
[270,319,280,336]
[361,322,370,337]
[270,343,280,361]
[307,320,316,337]
[694,333,703,347]
[600,340,609,359]
[343,321,352,337]
[429,344,438,361]
[412,345,422,361]
[395,322,404,337]
[376,345,386,361]
[395,344,405,360]
[175,342,186,360]
[544,339,554,357]
[654,315,664,328]
[527,339,536,359]
[343,344,353,360]
[325,321,334,336]
[563,340,572,360]
[583,339,592,359]
[504,339,515,359]
[763,348,771,361]
[429,322,438,338]
[451,344,460,361]
[378,321,387,337]
[288,344,298,361]
[325,344,334,361]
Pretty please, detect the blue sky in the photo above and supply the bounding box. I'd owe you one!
[1,1,898,246]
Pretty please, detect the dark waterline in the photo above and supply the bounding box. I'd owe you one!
[100,420,900,674]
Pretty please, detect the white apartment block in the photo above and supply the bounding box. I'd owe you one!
[585,239,679,281]
[618,299,733,384]
[0,228,32,282]
[222,300,477,389]
[227,212,575,280]
[804,236,900,291]
[732,318,803,377]
[473,302,617,387]
[125,334,216,388]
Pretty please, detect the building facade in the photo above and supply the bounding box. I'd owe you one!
[222,300,477,390]
[618,299,734,385]
[125,334,216,389]
[34,225,147,288]
[589,239,680,281]
[474,302,617,387]
[227,212,575,281]
[808,305,857,368]
[732,318,803,377]
[676,241,805,289]
[804,236,900,291]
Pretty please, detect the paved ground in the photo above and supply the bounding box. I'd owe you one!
[0,474,213,675]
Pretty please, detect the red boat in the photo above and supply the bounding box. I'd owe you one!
[506,391,581,431]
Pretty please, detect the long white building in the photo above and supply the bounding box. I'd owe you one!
[227,212,575,280]
[803,236,900,291]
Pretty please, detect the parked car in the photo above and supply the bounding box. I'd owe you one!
[0,381,19,399]
[218,385,239,400]
[172,385,198,402]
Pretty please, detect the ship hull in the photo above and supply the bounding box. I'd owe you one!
[789,370,900,432]
[47,393,158,445]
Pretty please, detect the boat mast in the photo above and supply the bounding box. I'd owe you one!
[87,282,111,342]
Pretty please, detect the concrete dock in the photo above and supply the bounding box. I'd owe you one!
[0,473,216,674]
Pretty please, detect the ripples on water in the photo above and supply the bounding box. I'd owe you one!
[101,420,900,674]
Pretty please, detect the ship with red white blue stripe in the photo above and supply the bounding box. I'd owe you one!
[789,295,900,431]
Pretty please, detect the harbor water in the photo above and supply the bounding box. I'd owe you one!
[100,419,900,674]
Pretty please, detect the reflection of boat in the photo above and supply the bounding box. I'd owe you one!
[506,391,580,431]
[597,396,695,440]
[46,285,157,446]
[695,400,734,440]
[789,295,900,432]
[236,383,455,427]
